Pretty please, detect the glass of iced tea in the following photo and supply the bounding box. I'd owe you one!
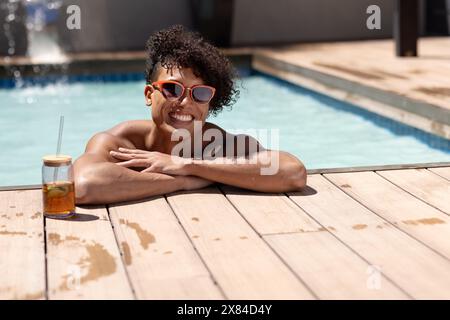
[42,155,75,218]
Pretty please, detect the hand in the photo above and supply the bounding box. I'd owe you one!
[110,147,191,175]
[183,175,214,191]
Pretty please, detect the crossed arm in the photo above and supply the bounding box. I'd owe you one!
[74,132,306,205]
[74,133,211,204]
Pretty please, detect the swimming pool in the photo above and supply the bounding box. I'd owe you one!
[1,73,449,187]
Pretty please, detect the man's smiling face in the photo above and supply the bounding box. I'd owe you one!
[145,66,211,134]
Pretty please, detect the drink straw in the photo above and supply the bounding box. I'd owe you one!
[54,115,64,181]
[56,115,64,156]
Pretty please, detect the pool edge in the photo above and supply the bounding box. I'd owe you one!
[252,53,450,140]
[1,161,449,191]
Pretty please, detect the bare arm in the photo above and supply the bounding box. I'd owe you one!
[186,149,307,193]
[184,134,306,192]
[110,134,306,193]
[74,132,209,205]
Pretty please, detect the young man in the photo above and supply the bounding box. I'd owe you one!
[74,25,306,204]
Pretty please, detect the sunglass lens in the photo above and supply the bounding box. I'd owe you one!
[162,83,183,99]
[192,87,214,103]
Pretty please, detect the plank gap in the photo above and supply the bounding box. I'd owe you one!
[427,168,450,182]
[43,214,49,300]
[106,204,137,300]
[375,170,450,217]
[163,194,229,300]
[322,173,450,262]
[217,185,320,300]
[283,190,413,299]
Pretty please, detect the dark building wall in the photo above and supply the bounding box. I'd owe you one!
[231,0,396,46]
[1,0,436,55]
[425,0,450,35]
[57,0,403,51]
[57,0,193,53]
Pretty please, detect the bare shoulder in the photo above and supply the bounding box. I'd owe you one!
[204,122,265,156]
[106,120,151,141]
[105,120,152,149]
[84,131,132,152]
[204,121,261,141]
[204,121,227,135]
[78,120,151,162]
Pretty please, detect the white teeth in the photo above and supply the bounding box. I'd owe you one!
[170,113,193,122]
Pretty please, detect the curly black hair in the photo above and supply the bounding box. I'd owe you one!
[145,25,239,116]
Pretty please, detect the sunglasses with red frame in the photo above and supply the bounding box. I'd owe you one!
[149,80,216,104]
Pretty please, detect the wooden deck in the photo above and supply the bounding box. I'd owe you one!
[252,37,450,139]
[256,38,450,112]
[1,165,450,300]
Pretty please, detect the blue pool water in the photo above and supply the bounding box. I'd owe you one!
[0,73,449,187]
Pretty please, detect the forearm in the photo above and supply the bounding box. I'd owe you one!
[75,162,184,204]
[186,151,306,192]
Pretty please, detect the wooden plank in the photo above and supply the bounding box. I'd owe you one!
[220,185,318,234]
[256,38,450,114]
[377,169,450,215]
[0,185,41,191]
[325,171,450,260]
[288,175,450,299]
[265,232,408,299]
[306,162,450,175]
[166,187,315,299]
[0,190,46,300]
[429,167,450,181]
[109,196,224,299]
[46,205,134,299]
[221,186,407,298]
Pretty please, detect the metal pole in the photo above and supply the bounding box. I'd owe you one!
[394,0,419,56]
